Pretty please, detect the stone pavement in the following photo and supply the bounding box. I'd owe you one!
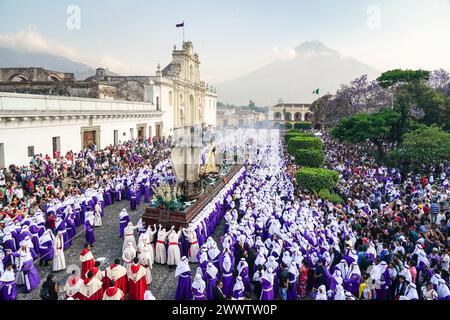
[16,197,227,300]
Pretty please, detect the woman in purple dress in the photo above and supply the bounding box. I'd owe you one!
[191,273,207,300]
[175,257,192,300]
[344,262,361,296]
[38,230,54,266]
[260,269,275,300]
[205,262,219,300]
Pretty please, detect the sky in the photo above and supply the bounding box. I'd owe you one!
[0,0,449,83]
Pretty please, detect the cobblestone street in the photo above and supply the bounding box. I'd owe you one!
[16,198,226,300]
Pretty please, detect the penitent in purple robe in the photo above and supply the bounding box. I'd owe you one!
[85,221,96,245]
[344,274,361,297]
[39,240,54,263]
[239,267,252,294]
[222,271,234,298]
[206,275,218,300]
[119,215,130,238]
[0,280,17,300]
[260,278,274,300]
[130,189,137,211]
[175,271,192,300]
[144,184,151,203]
[375,270,391,300]
[287,272,298,300]
[20,259,40,293]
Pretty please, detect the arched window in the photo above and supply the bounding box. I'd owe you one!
[169,91,173,105]
[294,112,302,121]
[9,74,28,82]
[274,112,282,120]
[304,112,313,122]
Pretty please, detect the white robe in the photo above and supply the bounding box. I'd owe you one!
[166,230,181,266]
[155,229,168,264]
[138,250,153,284]
[93,203,102,227]
[53,235,66,271]
[122,226,137,252]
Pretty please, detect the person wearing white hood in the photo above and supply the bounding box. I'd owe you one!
[334,284,346,300]
[399,283,419,300]
[53,231,66,272]
[436,278,450,300]
[182,227,200,263]
[370,261,390,300]
[315,285,327,300]
[191,273,207,300]
[0,262,16,300]
[155,224,169,265]
[122,222,138,252]
[122,242,137,274]
[231,276,245,300]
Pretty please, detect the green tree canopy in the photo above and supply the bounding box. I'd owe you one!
[377,69,430,88]
[387,126,450,175]
[331,109,401,160]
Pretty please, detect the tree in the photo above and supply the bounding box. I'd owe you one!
[387,126,450,176]
[428,68,450,91]
[331,109,401,160]
[284,122,293,130]
[295,149,324,167]
[377,69,430,89]
[309,75,392,128]
[296,168,339,195]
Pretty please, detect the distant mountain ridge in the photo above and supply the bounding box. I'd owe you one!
[216,40,381,106]
[0,47,117,80]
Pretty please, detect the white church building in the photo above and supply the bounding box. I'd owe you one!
[0,41,218,166]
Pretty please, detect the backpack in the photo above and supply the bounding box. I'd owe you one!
[40,283,50,300]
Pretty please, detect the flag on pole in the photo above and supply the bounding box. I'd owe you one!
[312,88,320,95]
[176,21,184,28]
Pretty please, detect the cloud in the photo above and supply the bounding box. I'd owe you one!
[273,46,297,60]
[98,54,135,75]
[0,27,136,75]
[0,27,81,62]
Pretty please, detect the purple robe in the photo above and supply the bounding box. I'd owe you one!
[85,222,96,245]
[39,240,54,263]
[130,189,137,211]
[206,275,218,300]
[260,278,274,300]
[119,215,130,238]
[192,287,207,300]
[0,280,17,300]
[175,271,192,300]
[20,259,40,293]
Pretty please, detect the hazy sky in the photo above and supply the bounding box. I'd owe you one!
[0,0,449,84]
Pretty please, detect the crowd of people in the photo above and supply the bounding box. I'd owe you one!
[0,137,173,300]
[0,126,448,301]
[171,129,449,300]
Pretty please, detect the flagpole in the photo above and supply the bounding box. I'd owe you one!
[183,21,185,44]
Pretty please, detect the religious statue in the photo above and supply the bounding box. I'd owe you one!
[204,146,218,174]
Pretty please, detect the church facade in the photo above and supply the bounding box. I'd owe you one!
[0,42,217,165]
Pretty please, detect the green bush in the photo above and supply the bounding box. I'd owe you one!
[285,131,302,144]
[295,149,324,167]
[287,137,323,155]
[294,122,312,130]
[296,168,339,194]
[318,189,344,204]
[284,122,293,129]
